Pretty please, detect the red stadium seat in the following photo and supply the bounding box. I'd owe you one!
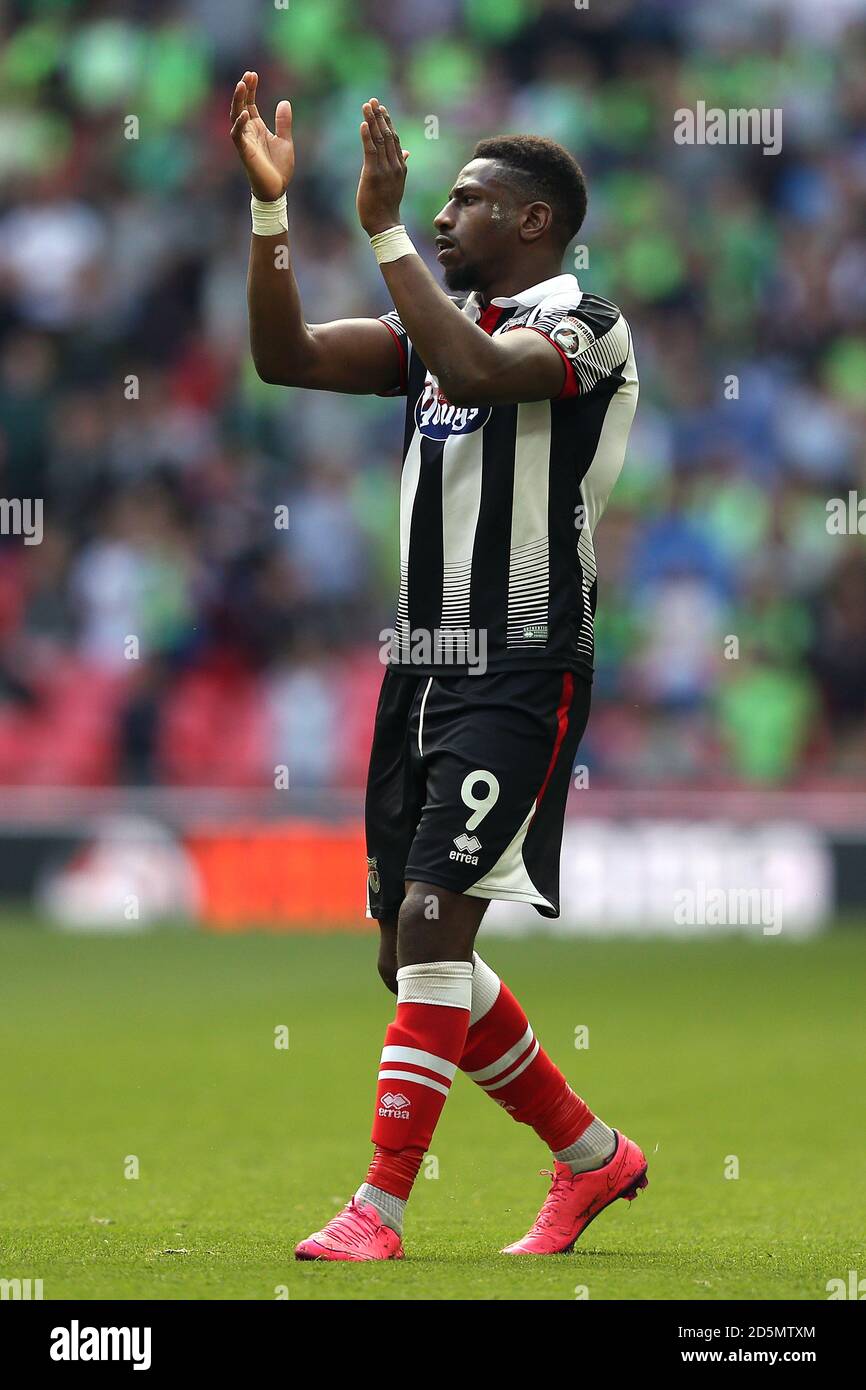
[158,665,267,786]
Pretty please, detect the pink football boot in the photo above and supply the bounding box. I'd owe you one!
[501,1130,648,1255]
[294,1197,405,1261]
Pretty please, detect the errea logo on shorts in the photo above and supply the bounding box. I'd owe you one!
[451,832,481,866]
[379,1091,411,1119]
[416,376,491,440]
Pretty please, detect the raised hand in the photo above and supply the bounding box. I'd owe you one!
[230,71,294,202]
[357,98,410,236]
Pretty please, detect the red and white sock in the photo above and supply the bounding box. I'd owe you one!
[356,960,472,1233]
[460,953,616,1171]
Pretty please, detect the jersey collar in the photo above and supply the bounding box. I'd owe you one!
[463,273,582,319]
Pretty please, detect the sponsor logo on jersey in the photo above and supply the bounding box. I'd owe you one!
[379,1091,411,1119]
[523,623,548,640]
[416,376,491,440]
[551,315,595,358]
[450,831,481,866]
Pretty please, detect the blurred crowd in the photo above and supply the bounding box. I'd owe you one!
[0,0,864,789]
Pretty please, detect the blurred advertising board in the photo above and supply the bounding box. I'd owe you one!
[184,818,831,936]
[0,792,850,933]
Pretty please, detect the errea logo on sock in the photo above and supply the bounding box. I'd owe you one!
[379,1091,411,1119]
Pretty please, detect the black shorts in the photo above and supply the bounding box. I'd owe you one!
[364,667,591,921]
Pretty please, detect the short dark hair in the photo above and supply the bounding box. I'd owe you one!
[472,134,587,247]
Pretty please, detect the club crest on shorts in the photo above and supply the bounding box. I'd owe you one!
[416,375,491,440]
[366,855,380,894]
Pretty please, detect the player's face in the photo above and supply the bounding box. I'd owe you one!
[433,160,517,292]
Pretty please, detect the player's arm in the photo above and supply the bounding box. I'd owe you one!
[357,100,567,407]
[231,73,401,394]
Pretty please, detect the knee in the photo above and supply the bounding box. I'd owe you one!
[377,891,439,985]
[396,884,432,941]
[395,882,482,967]
[397,884,450,964]
[377,957,398,995]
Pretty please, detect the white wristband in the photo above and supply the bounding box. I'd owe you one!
[370,224,417,265]
[250,193,288,236]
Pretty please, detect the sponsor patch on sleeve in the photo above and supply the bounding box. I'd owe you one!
[550,315,596,358]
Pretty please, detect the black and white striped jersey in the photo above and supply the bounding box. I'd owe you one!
[378,273,638,678]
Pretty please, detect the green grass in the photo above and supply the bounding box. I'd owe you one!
[1,919,864,1300]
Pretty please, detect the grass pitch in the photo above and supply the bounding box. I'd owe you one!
[1,919,863,1301]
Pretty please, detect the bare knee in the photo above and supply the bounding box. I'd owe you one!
[397,882,484,967]
[377,957,398,994]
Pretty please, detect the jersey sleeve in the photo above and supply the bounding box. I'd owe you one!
[377,309,410,397]
[520,302,630,401]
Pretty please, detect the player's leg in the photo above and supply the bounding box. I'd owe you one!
[354,881,488,1236]
[380,890,616,1191]
[457,675,614,1171]
[380,895,613,1189]
[297,668,646,1259]
[375,910,648,1254]
[373,908,638,1220]
[295,880,486,1260]
[359,683,494,1244]
[382,905,610,1187]
[462,950,647,1253]
[462,950,616,1168]
[336,669,592,1254]
[377,887,490,991]
[297,673,475,1261]
[439,671,648,1251]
